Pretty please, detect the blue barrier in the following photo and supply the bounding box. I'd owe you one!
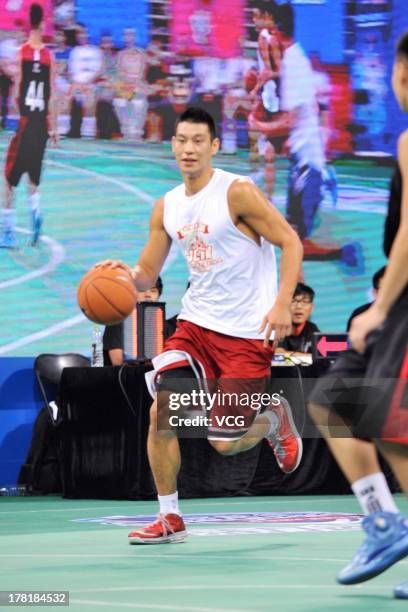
[0,358,43,487]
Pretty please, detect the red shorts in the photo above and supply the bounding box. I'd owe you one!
[158,320,274,440]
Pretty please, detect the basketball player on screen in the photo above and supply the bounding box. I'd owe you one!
[250,0,284,199]
[309,32,408,599]
[98,106,303,543]
[0,3,57,249]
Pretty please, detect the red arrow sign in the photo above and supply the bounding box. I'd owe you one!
[317,336,348,357]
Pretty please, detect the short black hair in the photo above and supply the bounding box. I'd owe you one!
[155,276,163,296]
[30,3,43,29]
[372,266,386,291]
[277,3,295,38]
[396,31,408,61]
[175,106,217,140]
[252,0,279,19]
[293,282,315,302]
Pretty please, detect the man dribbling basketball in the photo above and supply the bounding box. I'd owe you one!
[100,106,303,543]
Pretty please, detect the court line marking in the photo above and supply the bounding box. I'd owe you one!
[70,600,245,612]
[0,227,66,289]
[46,160,180,274]
[0,498,365,514]
[71,584,397,593]
[46,160,155,204]
[0,313,86,355]
[0,554,383,564]
[0,160,178,354]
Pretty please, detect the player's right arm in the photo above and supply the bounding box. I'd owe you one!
[95,198,172,291]
[132,197,172,290]
[12,49,22,113]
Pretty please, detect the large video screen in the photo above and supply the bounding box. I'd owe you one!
[0,0,406,357]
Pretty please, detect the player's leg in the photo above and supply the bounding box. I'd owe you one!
[309,347,408,587]
[209,394,302,473]
[0,179,16,248]
[27,124,47,246]
[0,122,27,247]
[207,336,302,472]
[147,395,181,497]
[128,329,210,545]
[128,391,186,545]
[28,181,42,246]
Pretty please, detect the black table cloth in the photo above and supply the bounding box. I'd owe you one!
[57,362,361,499]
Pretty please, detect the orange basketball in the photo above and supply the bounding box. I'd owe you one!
[77,264,137,325]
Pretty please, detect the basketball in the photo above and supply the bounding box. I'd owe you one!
[77,264,137,325]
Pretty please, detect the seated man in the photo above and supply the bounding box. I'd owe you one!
[346,266,386,331]
[103,276,163,366]
[276,282,319,358]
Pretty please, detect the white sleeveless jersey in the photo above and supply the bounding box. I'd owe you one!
[257,28,279,113]
[163,168,278,339]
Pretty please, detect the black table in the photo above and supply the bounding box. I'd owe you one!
[57,362,357,499]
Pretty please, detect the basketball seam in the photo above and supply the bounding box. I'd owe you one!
[89,282,130,318]
[92,275,136,301]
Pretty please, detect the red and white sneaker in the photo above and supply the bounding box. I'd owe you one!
[266,396,303,474]
[128,513,187,544]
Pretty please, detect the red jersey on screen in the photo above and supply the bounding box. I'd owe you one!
[18,43,51,121]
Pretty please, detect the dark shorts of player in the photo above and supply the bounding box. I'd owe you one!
[5,117,48,188]
[156,320,273,441]
[286,154,323,239]
[309,285,408,443]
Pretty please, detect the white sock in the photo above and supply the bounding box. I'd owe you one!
[29,191,40,214]
[351,472,398,515]
[262,406,280,437]
[158,492,180,516]
[2,208,15,233]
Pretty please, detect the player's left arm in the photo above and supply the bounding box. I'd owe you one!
[229,180,303,346]
[349,130,408,353]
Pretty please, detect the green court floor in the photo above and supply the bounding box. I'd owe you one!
[0,495,407,611]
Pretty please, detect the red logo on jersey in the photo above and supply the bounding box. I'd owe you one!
[176,221,223,273]
[185,235,223,273]
[177,222,209,240]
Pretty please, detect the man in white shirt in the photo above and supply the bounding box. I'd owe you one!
[249,3,329,258]
[114,28,148,141]
[67,24,102,137]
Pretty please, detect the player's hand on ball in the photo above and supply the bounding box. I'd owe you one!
[94,259,132,274]
[259,303,292,348]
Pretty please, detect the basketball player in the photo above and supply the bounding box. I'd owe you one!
[309,32,408,599]
[250,0,284,198]
[0,3,57,249]
[98,106,303,543]
[249,3,362,269]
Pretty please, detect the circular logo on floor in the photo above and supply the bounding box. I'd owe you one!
[72,511,362,534]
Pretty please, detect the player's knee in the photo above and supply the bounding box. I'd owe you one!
[209,439,238,456]
[149,400,174,439]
